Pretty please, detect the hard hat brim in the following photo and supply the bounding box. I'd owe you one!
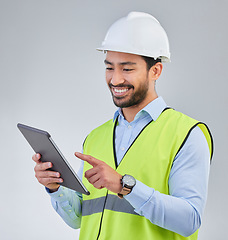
[96,47,171,63]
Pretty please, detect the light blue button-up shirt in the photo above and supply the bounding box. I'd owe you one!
[49,97,210,237]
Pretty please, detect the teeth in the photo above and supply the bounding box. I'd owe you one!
[113,88,129,93]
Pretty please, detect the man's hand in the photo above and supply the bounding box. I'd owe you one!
[75,152,122,194]
[32,153,63,192]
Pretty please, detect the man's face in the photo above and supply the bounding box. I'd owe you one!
[105,51,150,108]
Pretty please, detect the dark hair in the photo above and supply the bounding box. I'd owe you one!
[141,56,161,71]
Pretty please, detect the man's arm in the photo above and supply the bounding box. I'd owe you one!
[124,126,210,236]
[48,186,82,229]
[32,154,82,229]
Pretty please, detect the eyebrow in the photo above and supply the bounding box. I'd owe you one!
[104,59,136,66]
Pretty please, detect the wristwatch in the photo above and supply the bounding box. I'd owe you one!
[118,174,136,199]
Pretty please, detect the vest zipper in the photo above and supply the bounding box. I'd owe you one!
[96,191,108,240]
[96,119,119,239]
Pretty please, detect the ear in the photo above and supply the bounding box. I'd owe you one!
[148,62,163,81]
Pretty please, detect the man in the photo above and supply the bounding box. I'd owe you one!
[32,12,213,240]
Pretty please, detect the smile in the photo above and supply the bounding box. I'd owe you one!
[111,87,131,97]
[113,88,129,93]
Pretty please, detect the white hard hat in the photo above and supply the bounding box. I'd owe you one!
[97,12,171,62]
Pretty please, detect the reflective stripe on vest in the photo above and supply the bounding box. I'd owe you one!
[82,194,138,216]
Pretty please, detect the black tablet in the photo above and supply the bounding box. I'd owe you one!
[17,123,90,195]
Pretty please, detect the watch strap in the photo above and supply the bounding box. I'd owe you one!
[117,187,131,199]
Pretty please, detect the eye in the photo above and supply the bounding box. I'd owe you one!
[106,67,114,71]
[123,68,134,72]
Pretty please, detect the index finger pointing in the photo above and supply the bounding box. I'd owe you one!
[75,152,99,167]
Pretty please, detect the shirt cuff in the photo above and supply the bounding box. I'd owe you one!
[46,186,69,202]
[45,186,61,194]
[124,180,155,211]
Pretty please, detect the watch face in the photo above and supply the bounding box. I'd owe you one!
[123,175,136,187]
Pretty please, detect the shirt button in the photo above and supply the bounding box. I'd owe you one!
[121,147,125,151]
[128,125,132,129]
[59,194,63,197]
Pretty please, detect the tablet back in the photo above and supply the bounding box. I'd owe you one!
[17,123,89,195]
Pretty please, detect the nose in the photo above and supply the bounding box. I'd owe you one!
[110,69,125,86]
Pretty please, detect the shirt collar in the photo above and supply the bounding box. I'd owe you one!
[113,96,167,122]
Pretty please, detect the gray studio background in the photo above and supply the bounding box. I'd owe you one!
[1,0,227,239]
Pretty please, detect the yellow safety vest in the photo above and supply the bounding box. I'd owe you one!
[80,108,213,240]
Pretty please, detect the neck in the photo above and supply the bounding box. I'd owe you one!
[122,94,158,122]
